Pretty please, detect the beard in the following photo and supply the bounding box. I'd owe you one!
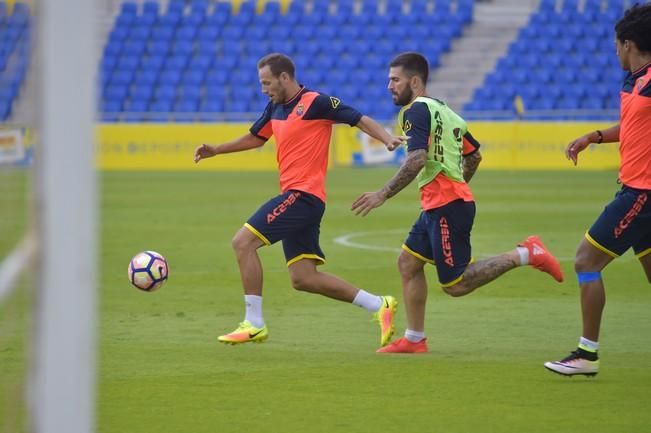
[393,87,414,106]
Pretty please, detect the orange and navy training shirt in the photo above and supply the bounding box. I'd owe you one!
[403,101,480,210]
[250,86,362,202]
[619,62,651,190]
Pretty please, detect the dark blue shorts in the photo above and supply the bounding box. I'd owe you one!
[586,186,651,258]
[403,200,476,287]
[245,190,326,266]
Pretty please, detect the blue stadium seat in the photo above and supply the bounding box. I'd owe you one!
[159,69,182,85]
[134,13,156,26]
[206,85,227,99]
[201,99,225,114]
[123,40,146,56]
[150,99,174,112]
[175,99,199,114]
[115,13,136,28]
[141,56,164,71]
[158,12,181,27]
[104,40,122,57]
[188,55,212,71]
[105,85,128,101]
[142,1,159,16]
[198,25,220,41]
[111,70,134,86]
[101,55,117,73]
[103,100,122,112]
[120,1,137,15]
[131,85,154,101]
[181,12,204,27]
[176,26,198,41]
[197,40,218,55]
[164,55,188,71]
[581,97,605,110]
[214,56,237,69]
[126,99,149,112]
[555,98,579,110]
[225,100,249,113]
[152,26,174,41]
[117,55,139,70]
[154,84,176,100]
[205,69,228,85]
[129,26,151,40]
[301,69,323,84]
[221,26,245,40]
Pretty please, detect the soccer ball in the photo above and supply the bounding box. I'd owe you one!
[128,251,169,292]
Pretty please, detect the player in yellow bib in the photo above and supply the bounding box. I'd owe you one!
[353,52,564,353]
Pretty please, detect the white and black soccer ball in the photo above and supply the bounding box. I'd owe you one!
[128,251,169,292]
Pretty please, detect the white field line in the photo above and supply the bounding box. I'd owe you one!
[0,230,37,303]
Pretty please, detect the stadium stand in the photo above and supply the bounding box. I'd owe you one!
[0,2,30,121]
[464,0,638,120]
[100,0,474,122]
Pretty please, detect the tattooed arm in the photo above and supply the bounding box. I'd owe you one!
[351,149,427,216]
[463,150,482,183]
[380,149,427,199]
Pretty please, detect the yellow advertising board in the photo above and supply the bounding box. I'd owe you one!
[333,121,620,170]
[97,121,620,171]
[466,121,619,170]
[97,123,279,171]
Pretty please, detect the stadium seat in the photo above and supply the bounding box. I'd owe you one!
[100,0,475,120]
[130,85,153,101]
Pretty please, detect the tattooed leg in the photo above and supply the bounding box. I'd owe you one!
[442,250,521,297]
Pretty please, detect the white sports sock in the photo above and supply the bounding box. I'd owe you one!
[516,246,529,266]
[405,329,425,343]
[244,295,264,328]
[578,336,599,352]
[352,289,383,313]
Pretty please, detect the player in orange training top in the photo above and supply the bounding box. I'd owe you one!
[545,4,651,377]
[194,53,407,347]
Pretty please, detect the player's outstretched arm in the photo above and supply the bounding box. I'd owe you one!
[355,115,409,151]
[565,124,620,166]
[194,133,266,163]
[352,149,426,216]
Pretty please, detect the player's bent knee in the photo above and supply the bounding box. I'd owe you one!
[574,254,592,274]
[398,251,422,277]
[231,228,261,253]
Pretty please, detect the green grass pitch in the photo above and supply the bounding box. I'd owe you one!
[3,168,651,432]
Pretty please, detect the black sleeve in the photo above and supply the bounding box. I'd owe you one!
[402,102,431,152]
[303,94,363,125]
[249,102,273,140]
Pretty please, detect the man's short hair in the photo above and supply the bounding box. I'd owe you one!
[615,3,651,52]
[257,53,296,78]
[389,52,430,84]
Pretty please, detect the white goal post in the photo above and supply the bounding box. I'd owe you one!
[32,0,98,432]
